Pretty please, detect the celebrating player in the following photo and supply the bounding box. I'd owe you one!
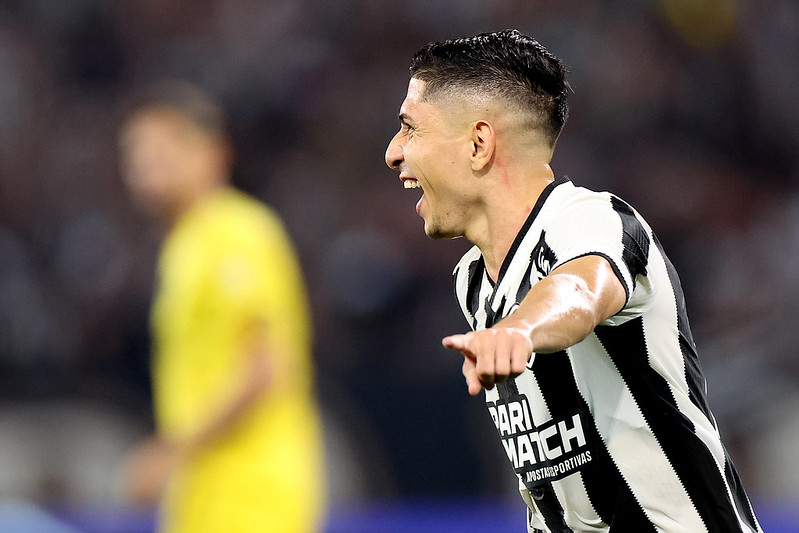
[118,81,326,533]
[385,29,762,532]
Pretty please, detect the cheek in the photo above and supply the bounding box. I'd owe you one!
[128,158,170,197]
[407,142,447,177]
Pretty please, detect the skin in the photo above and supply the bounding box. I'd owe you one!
[118,108,278,505]
[386,78,626,396]
[119,108,231,224]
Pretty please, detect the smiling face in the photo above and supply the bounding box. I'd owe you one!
[385,78,480,239]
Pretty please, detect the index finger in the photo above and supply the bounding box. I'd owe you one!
[442,333,474,357]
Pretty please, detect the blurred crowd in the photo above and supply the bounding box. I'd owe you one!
[0,0,797,515]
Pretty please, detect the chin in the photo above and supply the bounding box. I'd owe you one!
[424,223,458,240]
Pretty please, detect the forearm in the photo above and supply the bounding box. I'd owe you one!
[175,350,273,455]
[499,271,606,353]
[126,356,272,503]
[443,255,626,395]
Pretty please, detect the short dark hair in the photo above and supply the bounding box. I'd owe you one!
[122,80,228,139]
[410,29,570,147]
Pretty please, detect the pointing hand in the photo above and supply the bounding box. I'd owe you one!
[442,327,534,396]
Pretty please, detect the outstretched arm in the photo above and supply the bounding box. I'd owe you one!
[442,254,626,395]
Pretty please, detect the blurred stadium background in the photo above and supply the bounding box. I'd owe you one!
[0,0,797,531]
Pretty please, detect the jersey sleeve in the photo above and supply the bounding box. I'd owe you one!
[545,192,652,321]
[211,208,312,362]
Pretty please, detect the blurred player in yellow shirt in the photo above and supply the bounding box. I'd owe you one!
[118,81,326,533]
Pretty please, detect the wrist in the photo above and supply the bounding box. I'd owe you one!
[162,434,198,462]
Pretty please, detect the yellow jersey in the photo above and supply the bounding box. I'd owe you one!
[151,188,325,532]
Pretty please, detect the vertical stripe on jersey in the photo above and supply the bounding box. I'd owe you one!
[610,196,650,285]
[653,236,759,530]
[453,256,484,330]
[724,451,760,530]
[532,352,655,531]
[468,257,485,327]
[608,198,750,528]
[515,254,535,305]
[652,234,715,426]
[595,318,748,532]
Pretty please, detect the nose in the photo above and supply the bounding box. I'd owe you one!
[385,131,403,170]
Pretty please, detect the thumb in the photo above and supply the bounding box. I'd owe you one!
[462,355,483,396]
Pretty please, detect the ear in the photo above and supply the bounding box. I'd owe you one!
[469,120,495,172]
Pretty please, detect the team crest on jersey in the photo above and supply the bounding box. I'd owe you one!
[531,231,557,279]
[487,391,593,488]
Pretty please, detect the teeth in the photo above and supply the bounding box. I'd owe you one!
[403,180,420,189]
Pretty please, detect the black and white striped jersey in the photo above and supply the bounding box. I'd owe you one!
[452,177,762,533]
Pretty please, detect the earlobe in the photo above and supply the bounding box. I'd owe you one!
[470,120,495,172]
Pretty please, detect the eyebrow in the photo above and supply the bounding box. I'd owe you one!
[398,113,414,125]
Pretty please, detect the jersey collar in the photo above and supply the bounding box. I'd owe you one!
[491,176,570,288]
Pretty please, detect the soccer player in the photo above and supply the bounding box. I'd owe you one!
[385,30,762,532]
[118,81,326,533]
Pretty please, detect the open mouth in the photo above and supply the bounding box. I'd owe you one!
[403,179,420,189]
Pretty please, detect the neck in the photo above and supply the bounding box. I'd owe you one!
[467,164,554,281]
[165,181,226,228]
